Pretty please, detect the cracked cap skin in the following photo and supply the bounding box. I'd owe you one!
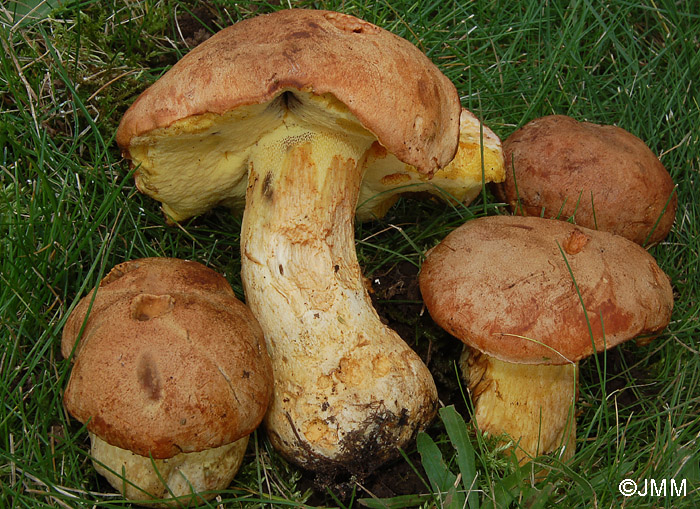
[419,215,674,365]
[62,258,273,459]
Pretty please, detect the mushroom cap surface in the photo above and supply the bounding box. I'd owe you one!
[116,8,460,174]
[495,115,677,245]
[419,216,674,364]
[62,258,273,459]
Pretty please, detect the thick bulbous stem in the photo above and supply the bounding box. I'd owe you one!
[240,121,437,475]
[461,347,577,464]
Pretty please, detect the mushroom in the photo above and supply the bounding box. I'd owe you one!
[114,9,494,476]
[419,215,673,463]
[494,115,677,245]
[62,258,272,506]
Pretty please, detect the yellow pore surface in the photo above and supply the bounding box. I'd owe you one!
[126,91,503,223]
[356,108,505,220]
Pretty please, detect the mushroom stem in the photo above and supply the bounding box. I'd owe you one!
[240,114,437,473]
[460,347,577,464]
[90,433,248,507]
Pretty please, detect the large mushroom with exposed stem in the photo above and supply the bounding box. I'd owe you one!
[115,9,503,477]
[419,215,674,464]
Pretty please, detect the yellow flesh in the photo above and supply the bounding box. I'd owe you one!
[460,347,577,464]
[357,109,505,220]
[127,92,503,223]
[90,433,248,507]
[128,93,370,222]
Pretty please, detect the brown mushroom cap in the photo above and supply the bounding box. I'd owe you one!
[116,8,460,174]
[419,215,673,364]
[495,115,677,245]
[62,258,272,459]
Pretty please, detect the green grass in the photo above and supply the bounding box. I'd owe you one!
[1,0,699,507]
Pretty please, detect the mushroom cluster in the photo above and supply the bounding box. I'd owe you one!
[416,111,676,465]
[61,6,678,503]
[62,258,272,506]
[114,8,504,478]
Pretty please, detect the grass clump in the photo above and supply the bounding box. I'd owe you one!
[2,0,699,507]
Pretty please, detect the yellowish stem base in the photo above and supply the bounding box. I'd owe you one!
[91,433,248,507]
[460,347,578,464]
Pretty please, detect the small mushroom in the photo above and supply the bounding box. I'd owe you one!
[114,9,502,476]
[419,215,673,463]
[62,258,272,506]
[495,115,677,245]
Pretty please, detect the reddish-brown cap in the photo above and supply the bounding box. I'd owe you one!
[495,115,677,245]
[62,258,273,458]
[419,216,674,364]
[116,8,460,174]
